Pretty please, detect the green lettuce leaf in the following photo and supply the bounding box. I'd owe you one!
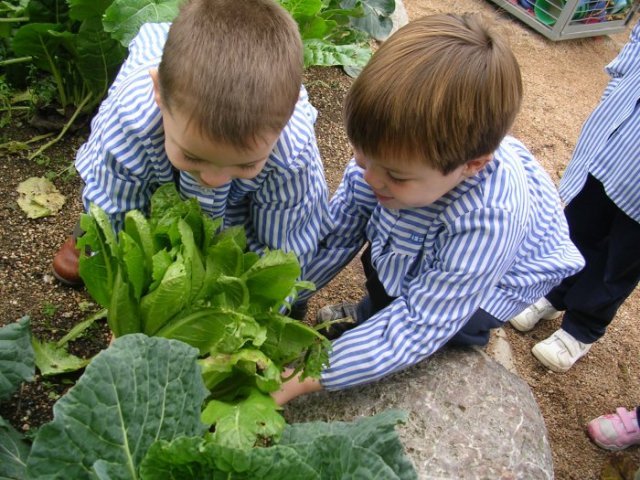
[201,389,286,449]
[32,337,90,376]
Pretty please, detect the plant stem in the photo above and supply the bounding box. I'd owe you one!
[0,56,32,66]
[28,92,92,161]
[0,17,29,22]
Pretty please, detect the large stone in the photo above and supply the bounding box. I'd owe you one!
[284,346,553,480]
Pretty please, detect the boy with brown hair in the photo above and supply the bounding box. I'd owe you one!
[275,13,584,403]
[52,0,328,285]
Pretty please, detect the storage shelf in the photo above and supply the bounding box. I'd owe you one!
[488,0,638,40]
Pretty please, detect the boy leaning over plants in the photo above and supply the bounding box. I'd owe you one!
[51,0,328,288]
[274,13,585,404]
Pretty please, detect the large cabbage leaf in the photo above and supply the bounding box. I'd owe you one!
[0,316,34,401]
[26,334,208,480]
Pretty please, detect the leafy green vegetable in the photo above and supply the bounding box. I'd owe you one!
[78,183,330,448]
[0,316,34,401]
[0,417,30,480]
[26,334,208,480]
[202,389,286,449]
[139,409,417,479]
[32,336,90,376]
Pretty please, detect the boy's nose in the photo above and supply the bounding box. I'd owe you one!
[199,170,231,188]
[363,167,384,189]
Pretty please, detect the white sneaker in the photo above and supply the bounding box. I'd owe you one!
[509,297,561,332]
[531,329,592,372]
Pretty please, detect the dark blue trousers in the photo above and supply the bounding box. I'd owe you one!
[546,175,640,343]
[356,244,502,347]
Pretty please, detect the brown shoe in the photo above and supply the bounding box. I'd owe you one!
[52,236,83,287]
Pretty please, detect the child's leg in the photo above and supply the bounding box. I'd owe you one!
[360,243,395,316]
[545,175,614,312]
[447,309,502,346]
[551,176,640,343]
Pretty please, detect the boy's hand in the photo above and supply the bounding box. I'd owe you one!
[273,368,323,405]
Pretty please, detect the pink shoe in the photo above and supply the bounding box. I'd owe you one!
[587,407,640,451]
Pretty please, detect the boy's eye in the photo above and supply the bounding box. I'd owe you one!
[387,173,408,183]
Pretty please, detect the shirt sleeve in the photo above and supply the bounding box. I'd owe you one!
[299,159,376,296]
[237,139,328,279]
[602,19,640,98]
[320,206,523,390]
[76,87,166,233]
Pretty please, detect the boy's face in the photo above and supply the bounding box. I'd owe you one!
[151,70,278,188]
[353,148,490,210]
[161,106,278,188]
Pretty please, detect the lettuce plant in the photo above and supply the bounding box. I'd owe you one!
[77,183,330,448]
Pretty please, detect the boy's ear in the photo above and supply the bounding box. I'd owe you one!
[149,68,163,108]
[462,154,493,177]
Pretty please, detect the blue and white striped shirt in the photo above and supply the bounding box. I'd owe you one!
[559,19,640,223]
[75,23,328,276]
[306,136,584,390]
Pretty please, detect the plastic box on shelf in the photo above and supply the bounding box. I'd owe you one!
[488,0,639,40]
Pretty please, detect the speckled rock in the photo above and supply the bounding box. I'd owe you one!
[284,346,554,480]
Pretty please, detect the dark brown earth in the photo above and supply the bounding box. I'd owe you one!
[1,2,640,479]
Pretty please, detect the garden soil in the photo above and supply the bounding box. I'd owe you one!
[1,1,639,479]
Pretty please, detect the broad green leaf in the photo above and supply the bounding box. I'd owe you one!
[0,316,34,401]
[206,237,244,278]
[279,0,324,21]
[140,255,189,335]
[200,214,221,252]
[342,0,395,40]
[178,219,205,303]
[78,212,116,308]
[26,0,70,23]
[156,308,265,356]
[11,23,67,73]
[125,209,156,270]
[150,182,183,221]
[0,417,30,480]
[303,38,371,68]
[281,409,417,480]
[75,16,126,105]
[140,437,318,479]
[290,434,402,479]
[213,225,247,252]
[32,337,89,376]
[202,389,285,449]
[26,335,208,480]
[216,276,250,310]
[119,230,146,300]
[68,0,114,20]
[243,250,301,309]
[109,268,141,337]
[198,348,281,393]
[103,0,181,47]
[149,248,173,291]
[256,312,327,366]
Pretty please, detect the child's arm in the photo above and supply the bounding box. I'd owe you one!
[296,159,376,298]
[319,206,523,391]
[272,368,323,405]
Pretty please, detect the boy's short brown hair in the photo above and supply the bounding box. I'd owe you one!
[344,13,523,174]
[158,0,303,149]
